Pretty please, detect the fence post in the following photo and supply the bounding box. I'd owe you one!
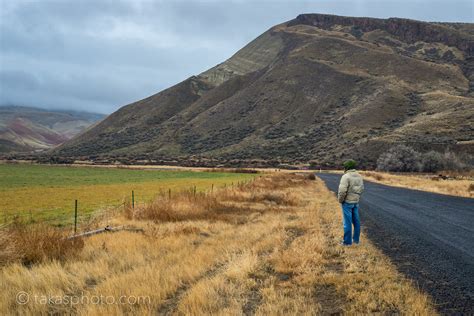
[211,184,214,194]
[193,185,196,198]
[132,190,135,209]
[74,200,78,234]
[168,188,171,200]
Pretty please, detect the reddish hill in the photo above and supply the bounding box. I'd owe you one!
[0,106,104,153]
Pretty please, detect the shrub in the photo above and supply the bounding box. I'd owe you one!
[421,151,445,172]
[459,153,474,168]
[376,145,422,172]
[377,145,471,172]
[307,173,316,180]
[442,152,467,171]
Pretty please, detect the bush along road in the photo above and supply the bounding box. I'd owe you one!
[318,173,474,314]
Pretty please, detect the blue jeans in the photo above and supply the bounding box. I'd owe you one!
[342,202,360,245]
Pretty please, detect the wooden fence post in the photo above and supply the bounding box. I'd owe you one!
[74,200,78,234]
[132,191,135,209]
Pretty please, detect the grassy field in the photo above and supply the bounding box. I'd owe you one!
[0,174,434,314]
[0,164,256,224]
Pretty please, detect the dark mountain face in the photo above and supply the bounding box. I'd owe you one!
[0,106,105,153]
[54,14,474,167]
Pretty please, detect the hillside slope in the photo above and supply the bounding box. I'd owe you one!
[55,14,474,167]
[0,106,104,153]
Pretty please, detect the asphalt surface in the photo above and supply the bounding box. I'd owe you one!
[317,173,474,314]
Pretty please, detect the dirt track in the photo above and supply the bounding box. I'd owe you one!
[318,173,474,314]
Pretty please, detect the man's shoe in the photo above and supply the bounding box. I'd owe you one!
[340,241,351,246]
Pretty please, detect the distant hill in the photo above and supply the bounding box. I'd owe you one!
[54,14,474,167]
[0,106,105,153]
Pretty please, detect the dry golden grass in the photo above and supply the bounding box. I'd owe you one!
[362,171,474,198]
[0,174,435,315]
[0,229,18,266]
[0,221,84,266]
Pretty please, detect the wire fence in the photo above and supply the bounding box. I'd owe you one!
[0,179,257,233]
[0,200,126,232]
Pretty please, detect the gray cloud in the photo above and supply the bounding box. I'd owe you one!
[0,0,472,114]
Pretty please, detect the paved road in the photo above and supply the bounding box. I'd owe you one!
[317,173,474,314]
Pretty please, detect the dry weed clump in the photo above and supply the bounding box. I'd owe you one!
[364,171,384,181]
[0,230,19,266]
[128,191,220,222]
[251,174,301,190]
[219,187,300,206]
[251,191,299,206]
[127,175,303,223]
[0,221,83,266]
[469,183,474,193]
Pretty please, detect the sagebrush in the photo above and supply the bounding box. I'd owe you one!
[377,145,470,172]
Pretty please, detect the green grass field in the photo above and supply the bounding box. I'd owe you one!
[0,164,256,226]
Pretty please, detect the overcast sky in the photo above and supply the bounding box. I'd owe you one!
[0,0,472,114]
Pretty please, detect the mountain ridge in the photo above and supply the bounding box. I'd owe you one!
[53,14,474,167]
[0,106,105,153]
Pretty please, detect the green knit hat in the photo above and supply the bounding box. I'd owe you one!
[343,159,357,170]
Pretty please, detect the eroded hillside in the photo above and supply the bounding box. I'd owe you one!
[0,106,104,153]
[54,14,474,167]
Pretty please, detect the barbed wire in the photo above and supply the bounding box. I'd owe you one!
[0,179,255,228]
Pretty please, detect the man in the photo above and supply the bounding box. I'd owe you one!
[337,160,364,246]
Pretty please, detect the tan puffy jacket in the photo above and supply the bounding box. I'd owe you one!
[338,169,364,203]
